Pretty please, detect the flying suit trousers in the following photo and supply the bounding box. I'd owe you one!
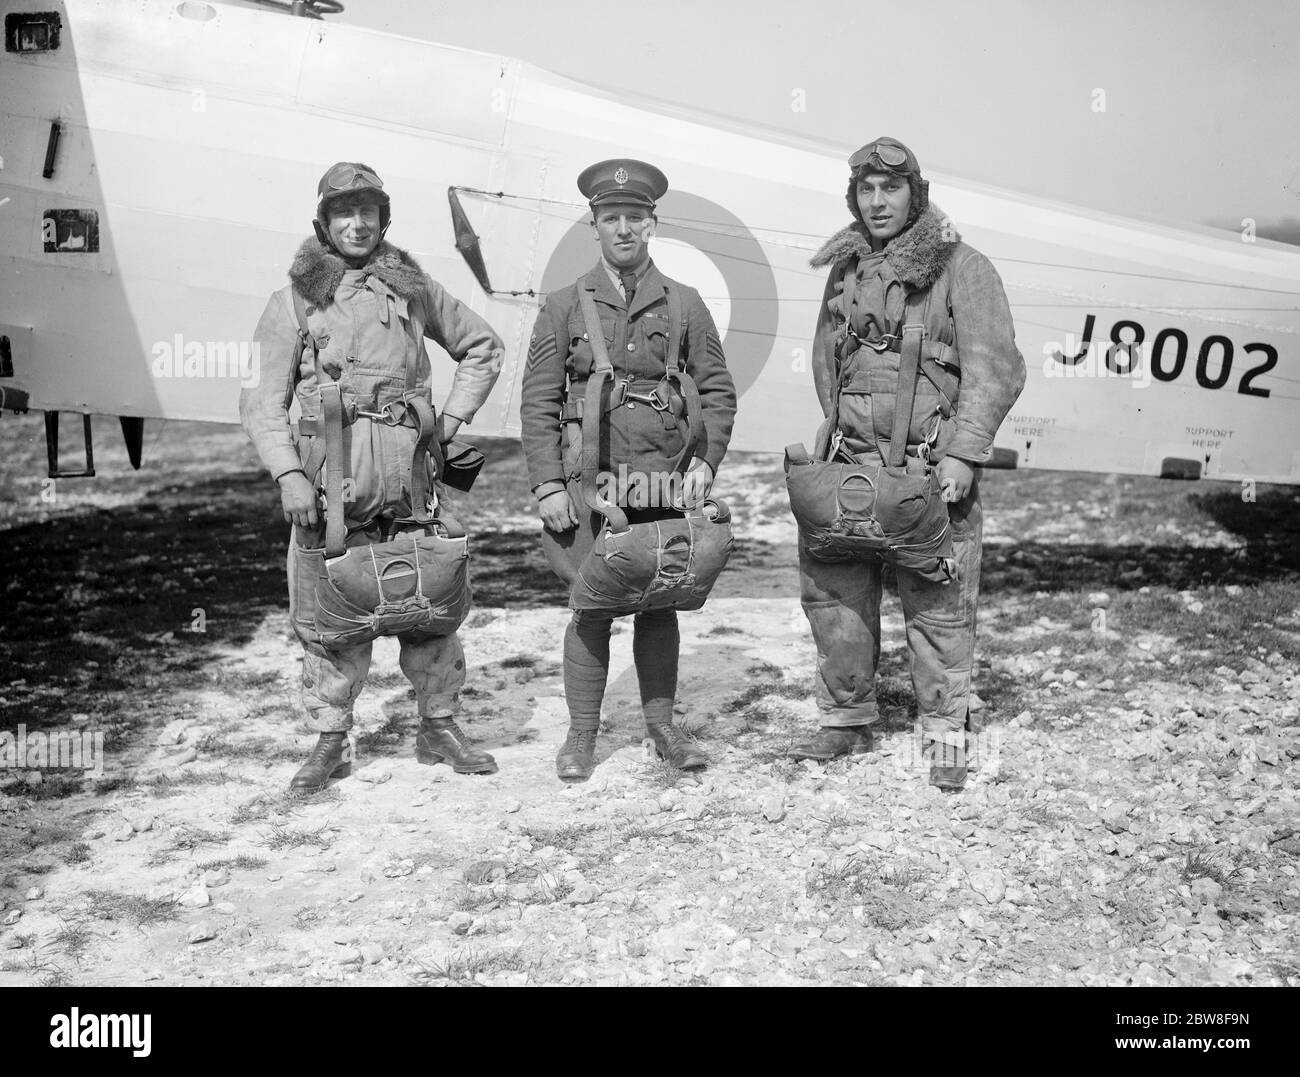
[798,473,983,747]
[286,518,466,733]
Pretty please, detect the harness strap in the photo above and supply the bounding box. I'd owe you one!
[290,288,314,412]
[577,289,627,531]
[294,286,443,555]
[882,288,932,468]
[320,381,348,557]
[819,258,861,461]
[404,393,443,528]
[661,284,701,475]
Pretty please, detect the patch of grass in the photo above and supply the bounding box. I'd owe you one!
[766,757,804,783]
[499,655,538,669]
[520,876,574,905]
[194,734,303,764]
[1020,804,1068,827]
[292,906,322,928]
[196,854,268,872]
[47,919,99,964]
[807,856,931,932]
[878,863,924,889]
[724,676,814,715]
[354,713,406,753]
[520,822,598,854]
[83,888,179,928]
[229,790,332,826]
[0,951,70,986]
[412,944,533,985]
[811,805,857,832]
[229,669,283,691]
[1180,847,1240,889]
[257,822,334,852]
[61,842,92,866]
[452,887,502,913]
[144,768,246,797]
[147,826,233,867]
[643,758,687,790]
[89,776,136,795]
[705,625,744,636]
[3,774,87,801]
[4,932,35,950]
[1269,956,1300,986]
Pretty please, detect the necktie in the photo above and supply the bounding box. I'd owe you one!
[619,270,637,307]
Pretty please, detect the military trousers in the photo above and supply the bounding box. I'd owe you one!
[286,519,466,733]
[798,474,982,745]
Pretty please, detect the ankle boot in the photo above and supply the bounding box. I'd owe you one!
[289,732,352,795]
[926,737,969,792]
[646,722,708,770]
[787,725,874,762]
[415,717,498,775]
[556,726,599,781]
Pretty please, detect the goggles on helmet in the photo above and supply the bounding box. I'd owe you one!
[324,164,385,193]
[849,140,910,171]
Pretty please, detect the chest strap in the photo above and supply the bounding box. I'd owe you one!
[575,286,697,532]
[291,287,442,557]
[823,258,940,465]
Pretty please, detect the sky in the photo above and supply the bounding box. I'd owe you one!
[248,0,1300,245]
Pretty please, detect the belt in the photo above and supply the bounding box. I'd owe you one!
[298,397,420,436]
[561,377,678,422]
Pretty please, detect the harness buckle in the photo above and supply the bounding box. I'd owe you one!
[355,399,412,427]
[624,384,670,411]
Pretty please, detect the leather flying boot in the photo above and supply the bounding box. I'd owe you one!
[787,725,874,762]
[556,726,598,781]
[289,732,353,795]
[646,723,709,770]
[415,717,498,775]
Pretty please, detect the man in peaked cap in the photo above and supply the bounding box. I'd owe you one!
[241,161,505,794]
[520,159,737,782]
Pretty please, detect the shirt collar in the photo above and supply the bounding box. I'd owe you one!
[600,256,652,295]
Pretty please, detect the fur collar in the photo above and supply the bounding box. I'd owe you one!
[289,237,427,307]
[809,205,960,290]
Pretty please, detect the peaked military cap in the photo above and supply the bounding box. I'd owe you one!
[578,159,669,209]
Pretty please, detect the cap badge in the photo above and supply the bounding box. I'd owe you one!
[613,167,629,185]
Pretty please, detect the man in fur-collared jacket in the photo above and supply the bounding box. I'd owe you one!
[241,162,504,794]
[790,137,1025,791]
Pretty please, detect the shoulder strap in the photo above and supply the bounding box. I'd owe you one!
[661,283,701,474]
[817,258,859,461]
[288,288,312,409]
[886,287,932,468]
[288,289,347,554]
[576,289,627,530]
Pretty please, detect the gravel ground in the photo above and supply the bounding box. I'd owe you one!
[1,418,1297,986]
